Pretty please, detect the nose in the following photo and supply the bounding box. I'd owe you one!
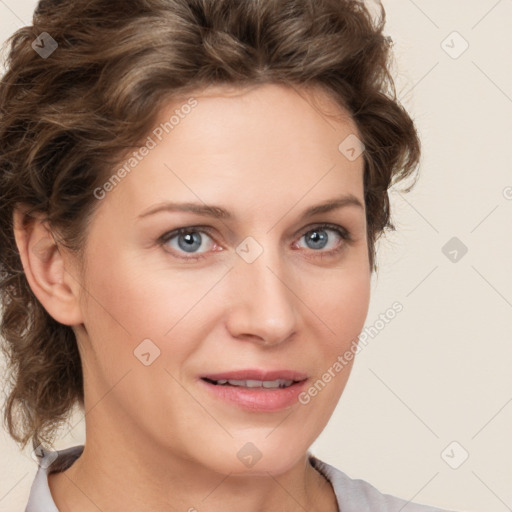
[224,244,298,347]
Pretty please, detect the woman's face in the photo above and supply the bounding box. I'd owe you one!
[73,83,371,475]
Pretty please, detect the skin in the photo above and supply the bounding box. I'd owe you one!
[14,83,371,512]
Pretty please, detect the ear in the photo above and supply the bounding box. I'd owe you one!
[12,205,84,326]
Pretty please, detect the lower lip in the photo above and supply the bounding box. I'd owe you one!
[199,378,309,412]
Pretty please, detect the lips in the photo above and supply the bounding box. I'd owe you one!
[199,370,309,412]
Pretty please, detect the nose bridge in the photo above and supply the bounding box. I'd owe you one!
[227,235,298,343]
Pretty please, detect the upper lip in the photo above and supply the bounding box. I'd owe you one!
[201,369,308,382]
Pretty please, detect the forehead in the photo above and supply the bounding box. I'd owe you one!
[104,83,365,219]
[169,81,359,139]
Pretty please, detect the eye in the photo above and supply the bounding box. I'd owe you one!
[158,223,352,261]
[159,226,216,260]
[295,223,351,256]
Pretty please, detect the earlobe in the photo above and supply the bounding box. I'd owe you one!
[12,206,84,326]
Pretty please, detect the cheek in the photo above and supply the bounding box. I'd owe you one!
[296,271,370,425]
[79,246,224,368]
[313,267,371,346]
[77,244,162,366]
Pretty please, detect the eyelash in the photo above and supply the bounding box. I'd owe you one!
[157,223,353,262]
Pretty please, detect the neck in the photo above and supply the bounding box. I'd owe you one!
[48,418,337,512]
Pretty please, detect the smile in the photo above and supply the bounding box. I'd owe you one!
[202,377,297,389]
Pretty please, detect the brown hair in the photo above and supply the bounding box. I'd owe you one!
[0,0,420,450]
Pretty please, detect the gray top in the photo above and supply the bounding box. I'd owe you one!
[25,445,454,512]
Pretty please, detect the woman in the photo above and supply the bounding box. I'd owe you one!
[0,0,455,510]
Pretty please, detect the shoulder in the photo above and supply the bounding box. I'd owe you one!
[308,453,456,512]
[25,445,84,512]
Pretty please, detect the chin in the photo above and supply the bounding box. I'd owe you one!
[183,437,304,477]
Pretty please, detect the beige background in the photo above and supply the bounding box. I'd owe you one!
[1,1,511,511]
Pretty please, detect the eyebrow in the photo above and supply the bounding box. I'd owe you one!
[138,194,364,221]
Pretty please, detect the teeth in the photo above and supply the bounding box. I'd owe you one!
[213,379,295,388]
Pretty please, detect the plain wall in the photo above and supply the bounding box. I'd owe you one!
[1,1,511,511]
